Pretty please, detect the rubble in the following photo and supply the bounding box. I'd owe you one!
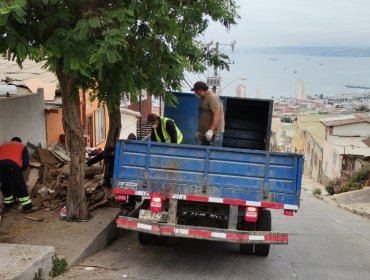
[25,142,118,214]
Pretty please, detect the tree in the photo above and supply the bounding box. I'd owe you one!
[0,0,238,220]
[83,1,239,183]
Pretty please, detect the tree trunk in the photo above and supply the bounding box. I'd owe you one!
[56,66,88,221]
[103,94,122,186]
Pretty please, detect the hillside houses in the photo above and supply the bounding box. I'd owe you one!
[277,109,370,185]
[321,114,370,182]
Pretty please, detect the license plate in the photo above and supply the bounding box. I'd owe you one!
[139,209,168,222]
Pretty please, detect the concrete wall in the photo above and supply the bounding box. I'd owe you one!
[0,93,46,146]
[119,108,140,140]
[45,108,63,145]
[322,136,341,180]
[333,122,370,137]
[304,132,323,183]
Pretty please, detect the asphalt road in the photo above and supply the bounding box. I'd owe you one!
[62,192,370,280]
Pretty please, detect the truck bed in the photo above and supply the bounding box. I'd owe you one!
[112,140,303,209]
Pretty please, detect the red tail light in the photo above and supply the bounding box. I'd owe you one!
[245,206,259,222]
[284,210,294,216]
[116,195,127,201]
[150,194,163,213]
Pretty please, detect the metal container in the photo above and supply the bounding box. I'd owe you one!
[165,92,273,150]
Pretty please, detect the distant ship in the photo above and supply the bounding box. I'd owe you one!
[269,58,278,61]
[293,70,297,74]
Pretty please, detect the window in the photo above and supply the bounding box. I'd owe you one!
[95,107,106,144]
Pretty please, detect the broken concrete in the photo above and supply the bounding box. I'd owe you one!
[0,206,121,280]
[0,243,55,280]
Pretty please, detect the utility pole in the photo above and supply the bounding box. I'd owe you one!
[212,42,219,93]
[206,40,235,95]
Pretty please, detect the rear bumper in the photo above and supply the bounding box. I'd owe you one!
[116,216,288,244]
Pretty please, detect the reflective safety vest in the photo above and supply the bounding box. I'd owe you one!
[153,117,183,144]
[0,141,25,168]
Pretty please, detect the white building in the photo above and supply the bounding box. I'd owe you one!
[295,80,307,99]
[321,114,370,181]
[0,90,47,146]
[236,84,247,98]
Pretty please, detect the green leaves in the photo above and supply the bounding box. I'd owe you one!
[1,0,238,105]
[0,0,27,25]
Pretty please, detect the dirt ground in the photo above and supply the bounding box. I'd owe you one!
[0,207,69,245]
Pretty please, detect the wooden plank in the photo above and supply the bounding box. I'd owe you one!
[50,150,71,162]
[29,161,42,168]
[228,205,238,229]
[167,199,178,224]
[85,166,104,177]
[84,177,101,189]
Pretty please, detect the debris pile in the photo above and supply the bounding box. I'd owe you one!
[26,142,117,213]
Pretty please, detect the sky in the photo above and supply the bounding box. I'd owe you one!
[204,0,370,48]
[184,0,370,97]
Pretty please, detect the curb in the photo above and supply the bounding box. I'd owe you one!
[337,204,370,220]
[68,209,121,267]
[305,188,370,220]
[70,215,119,266]
[0,244,55,280]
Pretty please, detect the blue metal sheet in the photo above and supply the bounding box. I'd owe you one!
[113,141,303,205]
[164,92,226,145]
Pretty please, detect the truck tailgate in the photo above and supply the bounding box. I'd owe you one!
[113,141,303,207]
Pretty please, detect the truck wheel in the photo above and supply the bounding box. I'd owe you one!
[153,236,168,246]
[138,232,154,245]
[239,220,255,255]
[240,243,254,254]
[254,209,271,257]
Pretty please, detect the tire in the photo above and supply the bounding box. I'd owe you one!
[240,243,254,255]
[154,236,168,246]
[138,232,168,246]
[254,209,271,257]
[239,220,256,255]
[138,232,154,245]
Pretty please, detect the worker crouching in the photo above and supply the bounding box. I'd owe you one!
[0,137,33,213]
[147,113,183,144]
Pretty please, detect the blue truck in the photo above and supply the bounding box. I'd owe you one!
[113,93,303,256]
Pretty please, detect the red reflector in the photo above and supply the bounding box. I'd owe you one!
[245,206,259,222]
[150,194,163,213]
[284,210,294,216]
[116,195,127,201]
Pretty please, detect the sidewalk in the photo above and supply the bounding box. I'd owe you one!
[0,206,121,279]
[302,176,370,219]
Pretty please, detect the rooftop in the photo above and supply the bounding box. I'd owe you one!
[0,58,57,100]
[329,135,370,158]
[321,113,370,127]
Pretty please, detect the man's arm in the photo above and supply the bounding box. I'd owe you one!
[150,128,157,142]
[210,108,221,131]
[21,147,29,171]
[165,120,178,143]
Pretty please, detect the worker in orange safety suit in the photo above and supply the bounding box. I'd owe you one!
[0,137,33,213]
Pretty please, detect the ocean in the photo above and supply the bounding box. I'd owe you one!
[186,48,370,99]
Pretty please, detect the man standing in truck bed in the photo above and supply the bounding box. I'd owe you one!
[191,81,225,146]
